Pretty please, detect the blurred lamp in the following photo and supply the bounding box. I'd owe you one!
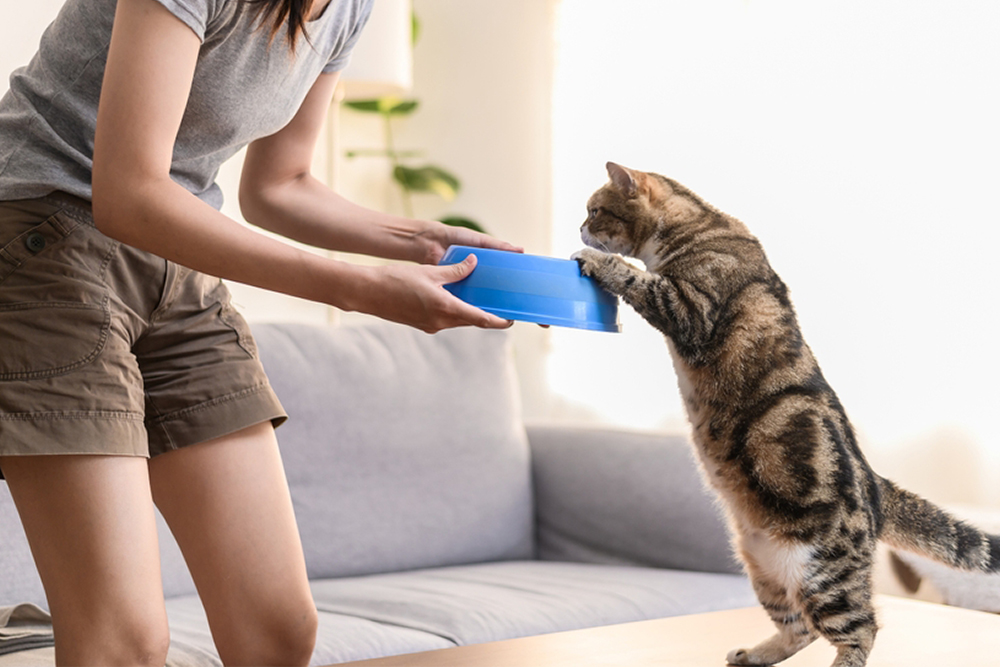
[339,0,413,99]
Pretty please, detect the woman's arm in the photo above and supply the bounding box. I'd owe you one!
[239,72,521,266]
[92,0,511,332]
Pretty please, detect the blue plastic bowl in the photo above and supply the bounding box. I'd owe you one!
[440,246,620,332]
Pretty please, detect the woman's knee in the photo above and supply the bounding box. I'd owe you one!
[276,602,319,666]
[218,600,318,667]
[55,612,170,667]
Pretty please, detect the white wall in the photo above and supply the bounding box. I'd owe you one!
[0,1,63,80]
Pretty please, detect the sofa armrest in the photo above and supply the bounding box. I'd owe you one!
[527,424,741,575]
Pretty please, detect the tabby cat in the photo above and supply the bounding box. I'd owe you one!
[573,162,1000,667]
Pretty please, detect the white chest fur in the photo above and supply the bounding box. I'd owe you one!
[739,528,815,595]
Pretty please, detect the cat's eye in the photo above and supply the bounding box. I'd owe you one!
[588,208,598,219]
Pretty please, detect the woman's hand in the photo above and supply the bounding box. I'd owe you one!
[412,220,524,265]
[355,254,512,333]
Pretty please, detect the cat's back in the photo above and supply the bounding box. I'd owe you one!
[657,212,812,393]
[665,233,875,541]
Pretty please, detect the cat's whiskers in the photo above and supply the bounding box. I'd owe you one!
[590,238,613,254]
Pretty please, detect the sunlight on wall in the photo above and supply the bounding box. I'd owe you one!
[548,0,1000,498]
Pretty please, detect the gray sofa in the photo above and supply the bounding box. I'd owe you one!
[0,321,756,665]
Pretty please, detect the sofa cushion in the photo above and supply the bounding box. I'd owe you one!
[252,322,534,580]
[528,425,742,575]
[0,490,46,609]
[162,595,455,667]
[309,560,757,648]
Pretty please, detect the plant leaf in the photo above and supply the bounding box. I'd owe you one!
[343,98,419,116]
[393,165,461,201]
[386,99,419,116]
[411,11,421,46]
[343,99,382,113]
[439,216,486,234]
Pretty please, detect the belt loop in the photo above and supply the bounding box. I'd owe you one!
[39,191,93,225]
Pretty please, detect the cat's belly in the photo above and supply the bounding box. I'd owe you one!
[665,340,764,527]
[737,527,815,595]
[666,339,698,416]
[666,339,724,475]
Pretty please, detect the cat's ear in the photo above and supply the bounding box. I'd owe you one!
[606,162,638,197]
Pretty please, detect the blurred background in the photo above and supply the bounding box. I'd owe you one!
[3,0,999,507]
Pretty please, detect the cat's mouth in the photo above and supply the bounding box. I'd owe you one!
[581,228,615,254]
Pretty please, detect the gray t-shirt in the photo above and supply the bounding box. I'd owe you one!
[0,0,372,209]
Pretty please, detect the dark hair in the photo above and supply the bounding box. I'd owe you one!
[242,0,313,52]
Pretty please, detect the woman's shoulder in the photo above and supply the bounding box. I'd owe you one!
[149,0,237,42]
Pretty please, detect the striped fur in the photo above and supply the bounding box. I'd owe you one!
[574,162,1000,667]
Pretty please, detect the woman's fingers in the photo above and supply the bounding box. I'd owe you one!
[434,255,511,330]
[361,258,510,333]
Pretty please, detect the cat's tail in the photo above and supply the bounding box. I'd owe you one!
[878,477,1000,573]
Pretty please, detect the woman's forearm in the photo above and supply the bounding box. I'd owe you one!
[239,171,441,265]
[91,175,512,332]
[92,175,369,311]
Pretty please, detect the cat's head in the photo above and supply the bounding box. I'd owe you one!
[581,162,707,262]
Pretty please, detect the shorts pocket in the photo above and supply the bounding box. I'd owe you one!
[0,210,85,285]
[0,296,111,380]
[218,300,259,358]
[204,277,258,359]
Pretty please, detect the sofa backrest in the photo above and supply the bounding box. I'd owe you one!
[251,321,534,581]
[0,490,45,609]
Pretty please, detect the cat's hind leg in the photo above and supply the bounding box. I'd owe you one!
[726,574,818,666]
[801,561,878,667]
[727,532,819,666]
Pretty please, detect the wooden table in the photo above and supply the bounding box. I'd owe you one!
[334,595,1000,666]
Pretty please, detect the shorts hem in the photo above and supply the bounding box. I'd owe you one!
[147,382,288,456]
[0,413,147,479]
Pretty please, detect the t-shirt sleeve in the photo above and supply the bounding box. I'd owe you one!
[323,0,376,73]
[151,0,225,42]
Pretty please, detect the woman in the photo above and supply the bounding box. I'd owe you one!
[0,0,517,664]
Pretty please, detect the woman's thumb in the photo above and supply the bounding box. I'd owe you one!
[439,253,477,284]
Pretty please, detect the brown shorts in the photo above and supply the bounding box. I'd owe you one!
[0,192,287,478]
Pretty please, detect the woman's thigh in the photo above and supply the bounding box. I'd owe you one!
[147,421,316,666]
[0,454,169,666]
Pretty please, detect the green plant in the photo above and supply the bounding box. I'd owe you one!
[341,12,484,233]
[343,97,484,233]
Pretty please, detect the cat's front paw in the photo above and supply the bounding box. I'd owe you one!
[571,247,613,278]
[572,248,639,296]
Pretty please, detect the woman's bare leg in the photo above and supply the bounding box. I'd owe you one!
[0,455,170,667]
[148,422,317,667]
